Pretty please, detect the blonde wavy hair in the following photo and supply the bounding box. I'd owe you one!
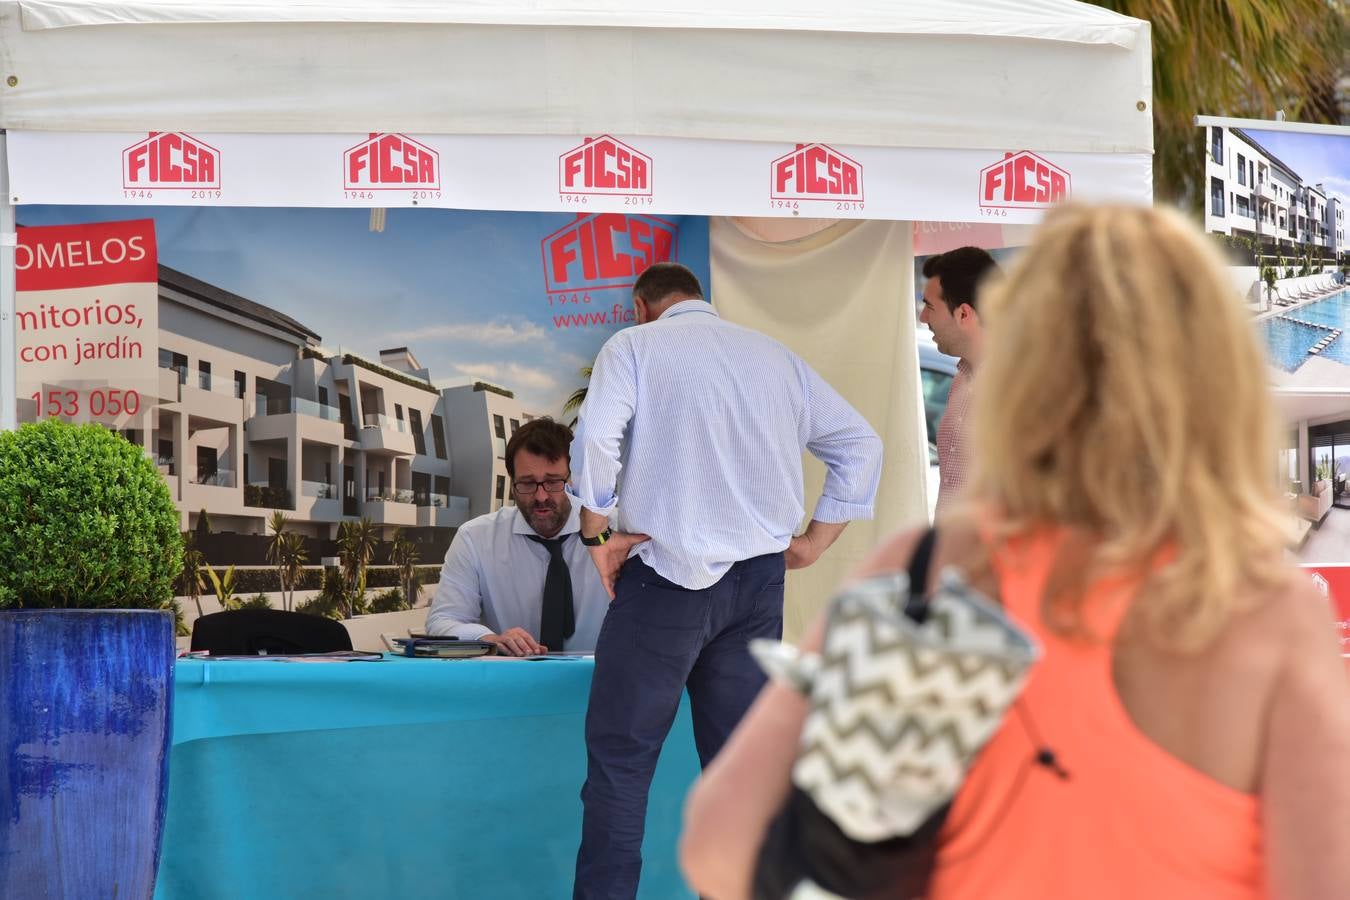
[971,203,1290,651]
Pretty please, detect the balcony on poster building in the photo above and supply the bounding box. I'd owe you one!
[246,396,345,445]
[181,374,245,426]
[244,480,294,511]
[154,454,180,501]
[155,366,182,404]
[417,493,471,529]
[364,487,417,525]
[184,467,246,516]
[360,413,416,456]
[298,479,343,521]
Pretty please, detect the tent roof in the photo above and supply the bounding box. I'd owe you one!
[20,0,1141,39]
[0,0,1152,152]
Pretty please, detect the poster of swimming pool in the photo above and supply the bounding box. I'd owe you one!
[1202,123,1350,389]
[1205,119,1350,563]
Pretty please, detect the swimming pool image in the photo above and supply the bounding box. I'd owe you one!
[1258,290,1350,374]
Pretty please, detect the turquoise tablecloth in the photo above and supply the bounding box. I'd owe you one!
[155,655,700,899]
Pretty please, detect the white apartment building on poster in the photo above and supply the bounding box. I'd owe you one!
[18,265,539,541]
[1205,125,1344,259]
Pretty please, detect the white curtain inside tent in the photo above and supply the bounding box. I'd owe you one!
[711,217,922,636]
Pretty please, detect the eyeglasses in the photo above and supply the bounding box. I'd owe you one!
[512,478,568,496]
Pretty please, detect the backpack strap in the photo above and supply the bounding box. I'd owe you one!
[903,527,938,623]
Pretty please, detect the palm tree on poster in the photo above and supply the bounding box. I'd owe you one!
[562,366,592,427]
[337,518,380,619]
[266,528,308,614]
[179,531,207,619]
[266,511,291,609]
[389,528,421,609]
[1086,0,1344,209]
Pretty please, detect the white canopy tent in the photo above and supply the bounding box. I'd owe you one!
[2,0,1151,149]
[0,0,1151,624]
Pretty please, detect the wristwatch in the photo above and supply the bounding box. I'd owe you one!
[580,527,612,547]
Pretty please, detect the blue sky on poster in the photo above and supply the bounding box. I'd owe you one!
[18,206,710,416]
[1246,128,1350,209]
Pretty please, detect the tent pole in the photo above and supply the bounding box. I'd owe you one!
[0,131,14,432]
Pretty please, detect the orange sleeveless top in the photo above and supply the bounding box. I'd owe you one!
[927,528,1265,900]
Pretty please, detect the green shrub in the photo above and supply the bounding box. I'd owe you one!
[369,588,407,614]
[297,569,347,621]
[0,420,182,609]
[217,564,440,596]
[239,592,272,609]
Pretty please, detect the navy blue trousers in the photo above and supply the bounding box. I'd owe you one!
[573,552,786,900]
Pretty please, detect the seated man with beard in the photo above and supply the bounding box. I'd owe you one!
[426,417,609,655]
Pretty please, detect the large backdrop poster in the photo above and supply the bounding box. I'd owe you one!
[19,206,709,420]
[12,205,709,556]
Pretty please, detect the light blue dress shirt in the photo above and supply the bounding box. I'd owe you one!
[425,503,609,651]
[569,299,883,590]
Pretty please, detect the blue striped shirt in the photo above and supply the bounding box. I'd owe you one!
[568,299,883,590]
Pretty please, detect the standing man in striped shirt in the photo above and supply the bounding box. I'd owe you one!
[918,246,1001,519]
[568,262,883,899]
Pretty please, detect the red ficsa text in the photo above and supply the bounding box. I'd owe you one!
[773,144,860,198]
[547,215,674,288]
[561,138,649,192]
[346,134,438,187]
[125,133,217,186]
[982,152,1069,207]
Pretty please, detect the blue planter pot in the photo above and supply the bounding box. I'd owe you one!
[0,610,175,899]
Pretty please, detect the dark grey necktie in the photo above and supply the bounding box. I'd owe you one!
[526,534,575,652]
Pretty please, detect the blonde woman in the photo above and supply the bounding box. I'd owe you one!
[680,204,1350,900]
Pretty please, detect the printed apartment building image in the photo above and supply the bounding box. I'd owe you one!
[1204,125,1350,389]
[18,264,538,563]
[1276,390,1350,563]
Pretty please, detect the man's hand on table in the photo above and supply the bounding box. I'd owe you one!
[482,627,546,657]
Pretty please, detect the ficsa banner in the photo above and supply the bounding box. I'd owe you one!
[15,218,159,427]
[7,131,1152,224]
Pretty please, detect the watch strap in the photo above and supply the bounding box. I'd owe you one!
[580,527,613,547]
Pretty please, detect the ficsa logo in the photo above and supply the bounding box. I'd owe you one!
[770,143,863,202]
[541,214,679,294]
[559,136,652,196]
[979,151,1071,209]
[344,133,440,190]
[122,133,220,190]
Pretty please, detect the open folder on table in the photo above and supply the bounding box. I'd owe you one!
[381,634,495,658]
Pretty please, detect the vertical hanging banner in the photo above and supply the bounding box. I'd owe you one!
[15,219,158,426]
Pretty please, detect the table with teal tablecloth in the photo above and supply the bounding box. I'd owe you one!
[155,655,700,899]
